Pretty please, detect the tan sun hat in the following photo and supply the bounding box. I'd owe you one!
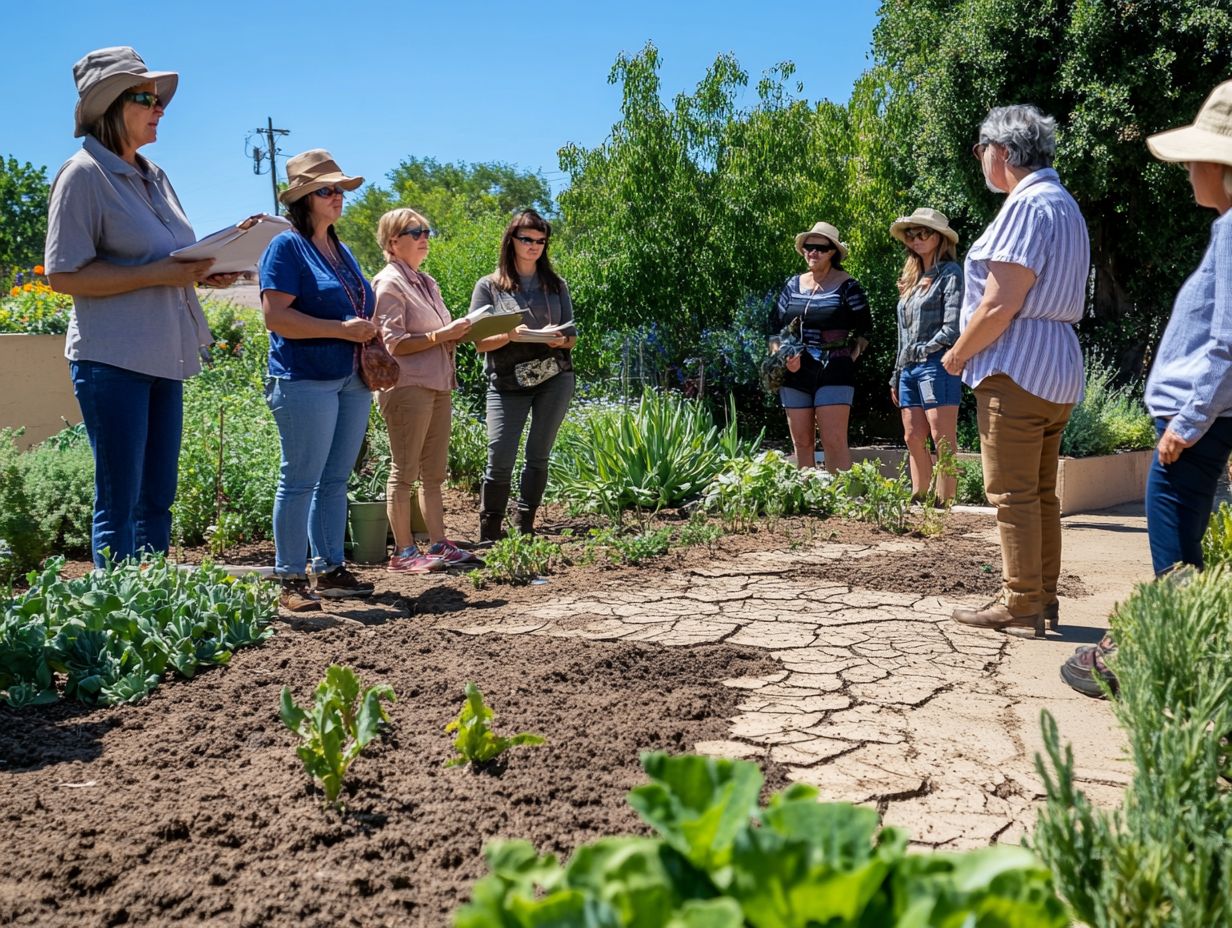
[1147,80,1232,167]
[279,149,365,205]
[794,221,849,261]
[72,46,178,139]
[889,207,959,245]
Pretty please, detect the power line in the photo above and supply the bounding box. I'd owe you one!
[247,117,290,214]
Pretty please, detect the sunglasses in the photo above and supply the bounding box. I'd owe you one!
[123,91,162,109]
[802,242,836,254]
[513,234,548,246]
[312,186,346,199]
[396,226,433,241]
[902,227,937,241]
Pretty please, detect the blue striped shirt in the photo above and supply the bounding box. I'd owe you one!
[1144,210,1232,443]
[960,168,1091,405]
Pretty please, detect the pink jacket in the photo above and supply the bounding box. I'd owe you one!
[371,260,457,391]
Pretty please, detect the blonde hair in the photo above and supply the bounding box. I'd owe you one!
[376,207,430,261]
[896,236,957,296]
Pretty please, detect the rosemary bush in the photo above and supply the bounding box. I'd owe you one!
[1035,568,1232,927]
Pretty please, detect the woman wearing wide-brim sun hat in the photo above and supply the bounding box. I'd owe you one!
[768,221,872,472]
[257,149,378,612]
[1062,79,1232,698]
[888,208,964,503]
[44,46,241,569]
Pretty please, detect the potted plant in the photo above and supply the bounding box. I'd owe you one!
[347,438,392,565]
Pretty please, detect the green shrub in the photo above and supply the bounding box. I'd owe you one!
[0,430,48,582]
[548,390,760,524]
[1202,501,1232,569]
[0,554,277,707]
[1035,568,1232,927]
[703,449,837,531]
[448,394,489,492]
[469,532,562,587]
[956,458,987,506]
[20,426,93,556]
[0,280,72,334]
[833,460,913,533]
[1060,355,1154,457]
[583,525,674,566]
[457,751,1067,926]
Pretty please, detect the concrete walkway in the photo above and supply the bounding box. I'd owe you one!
[438,506,1150,848]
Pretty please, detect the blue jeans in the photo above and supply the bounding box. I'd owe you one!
[898,353,962,408]
[485,372,574,507]
[71,360,183,568]
[266,373,372,578]
[1145,416,1232,576]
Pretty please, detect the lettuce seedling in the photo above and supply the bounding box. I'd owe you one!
[280,664,395,806]
[445,682,544,768]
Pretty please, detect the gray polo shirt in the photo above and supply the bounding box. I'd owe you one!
[45,136,211,381]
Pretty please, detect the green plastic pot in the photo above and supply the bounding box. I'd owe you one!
[348,500,390,564]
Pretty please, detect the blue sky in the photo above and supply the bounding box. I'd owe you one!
[3,1,882,237]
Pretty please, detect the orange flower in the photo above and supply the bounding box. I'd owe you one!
[33,265,45,276]
[22,283,33,292]
[8,287,17,297]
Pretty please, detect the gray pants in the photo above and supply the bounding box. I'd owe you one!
[484,372,575,507]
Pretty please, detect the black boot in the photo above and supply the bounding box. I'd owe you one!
[479,480,511,544]
[515,504,538,536]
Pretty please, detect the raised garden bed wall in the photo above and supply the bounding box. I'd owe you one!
[849,446,1154,515]
[0,334,79,450]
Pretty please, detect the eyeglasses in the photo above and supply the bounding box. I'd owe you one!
[802,242,835,254]
[123,91,162,109]
[902,227,937,241]
[396,226,433,240]
[513,234,548,246]
[312,186,346,199]
[972,141,990,160]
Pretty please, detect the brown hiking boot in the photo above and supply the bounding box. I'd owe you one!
[952,601,1045,638]
[313,566,375,599]
[279,578,321,612]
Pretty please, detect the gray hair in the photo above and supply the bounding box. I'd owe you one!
[979,104,1057,169]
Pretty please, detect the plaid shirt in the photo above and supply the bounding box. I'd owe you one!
[890,260,962,386]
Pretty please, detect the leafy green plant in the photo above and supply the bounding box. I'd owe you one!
[0,272,70,335]
[834,461,913,533]
[549,389,760,524]
[469,532,562,587]
[956,458,987,506]
[1060,355,1154,457]
[675,514,723,551]
[0,554,277,707]
[20,425,94,556]
[348,408,391,503]
[280,664,396,806]
[1035,567,1232,927]
[445,682,544,768]
[702,450,836,532]
[583,525,674,566]
[456,751,1068,926]
[1202,501,1232,569]
[0,429,48,582]
[448,394,489,492]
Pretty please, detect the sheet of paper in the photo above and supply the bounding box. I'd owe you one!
[171,215,291,274]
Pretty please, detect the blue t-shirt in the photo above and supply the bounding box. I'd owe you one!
[258,229,374,380]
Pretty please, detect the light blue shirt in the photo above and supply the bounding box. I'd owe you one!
[1144,210,1232,443]
[960,168,1091,405]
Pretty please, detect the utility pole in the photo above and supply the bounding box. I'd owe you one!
[248,118,290,214]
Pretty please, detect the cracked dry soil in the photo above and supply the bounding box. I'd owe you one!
[0,509,1077,926]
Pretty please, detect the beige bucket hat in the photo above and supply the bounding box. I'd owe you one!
[279,149,364,205]
[889,207,959,245]
[794,221,849,261]
[1147,80,1232,167]
[73,46,178,139]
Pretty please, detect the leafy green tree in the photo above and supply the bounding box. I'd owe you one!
[0,157,50,283]
[873,0,1232,374]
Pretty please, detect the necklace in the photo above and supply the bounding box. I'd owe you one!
[307,232,367,319]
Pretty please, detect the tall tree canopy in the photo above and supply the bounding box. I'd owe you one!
[0,157,50,281]
[873,0,1232,373]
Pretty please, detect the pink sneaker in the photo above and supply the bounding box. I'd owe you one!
[387,546,447,573]
[427,539,486,568]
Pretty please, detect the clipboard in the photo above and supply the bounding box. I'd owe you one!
[171,214,291,274]
[460,304,526,342]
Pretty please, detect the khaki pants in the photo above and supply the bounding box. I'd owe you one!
[378,385,451,549]
[975,374,1073,617]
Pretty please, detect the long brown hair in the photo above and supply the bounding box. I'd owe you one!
[896,237,957,296]
[90,94,130,156]
[494,209,562,293]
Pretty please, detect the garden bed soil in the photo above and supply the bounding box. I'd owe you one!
[0,625,785,927]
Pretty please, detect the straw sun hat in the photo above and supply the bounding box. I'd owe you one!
[793,221,849,261]
[279,149,364,205]
[889,208,959,245]
[72,46,178,139]
[1147,80,1232,167]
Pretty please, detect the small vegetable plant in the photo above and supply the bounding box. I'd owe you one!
[280,664,396,806]
[445,682,544,768]
[455,751,1068,926]
[468,533,562,587]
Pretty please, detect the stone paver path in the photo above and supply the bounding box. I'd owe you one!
[436,534,1131,848]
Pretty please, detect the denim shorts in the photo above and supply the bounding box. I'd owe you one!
[897,353,962,408]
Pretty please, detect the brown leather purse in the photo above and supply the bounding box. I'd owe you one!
[359,337,400,391]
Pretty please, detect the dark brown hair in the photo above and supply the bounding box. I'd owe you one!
[494,209,562,293]
[285,193,342,248]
